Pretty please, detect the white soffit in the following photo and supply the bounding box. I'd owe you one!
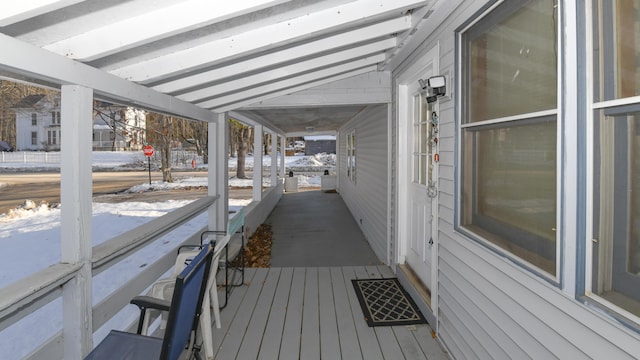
[43,0,294,61]
[0,0,432,131]
[0,0,87,26]
[107,0,422,82]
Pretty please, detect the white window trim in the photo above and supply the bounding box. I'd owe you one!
[584,1,640,327]
[455,0,563,282]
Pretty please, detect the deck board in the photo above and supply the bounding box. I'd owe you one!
[236,268,281,359]
[330,267,363,360]
[257,267,293,360]
[342,266,384,360]
[210,266,448,360]
[214,268,268,359]
[318,267,341,359]
[300,267,320,360]
[278,268,305,360]
[211,268,255,356]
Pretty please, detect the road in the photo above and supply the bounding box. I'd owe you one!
[0,171,252,215]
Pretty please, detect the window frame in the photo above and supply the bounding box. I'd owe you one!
[346,130,356,183]
[47,130,57,145]
[585,0,640,328]
[455,0,563,282]
[51,111,60,125]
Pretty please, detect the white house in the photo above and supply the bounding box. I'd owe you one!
[1,1,639,359]
[92,103,147,151]
[13,94,62,151]
[13,95,146,151]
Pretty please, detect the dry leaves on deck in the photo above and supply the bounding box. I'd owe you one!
[233,224,272,268]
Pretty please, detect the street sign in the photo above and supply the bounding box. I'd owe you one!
[143,145,154,157]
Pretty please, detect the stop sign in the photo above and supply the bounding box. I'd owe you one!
[143,145,154,157]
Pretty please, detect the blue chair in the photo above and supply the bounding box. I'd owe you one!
[85,243,214,360]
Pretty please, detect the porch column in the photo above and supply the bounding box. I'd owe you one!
[60,84,93,359]
[253,124,263,201]
[209,112,228,231]
[270,131,278,187]
[280,135,286,177]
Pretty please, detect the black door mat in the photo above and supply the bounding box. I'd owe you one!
[351,278,427,327]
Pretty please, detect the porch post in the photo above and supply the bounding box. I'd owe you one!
[253,124,263,201]
[209,112,228,231]
[270,131,278,187]
[280,135,286,177]
[60,84,93,359]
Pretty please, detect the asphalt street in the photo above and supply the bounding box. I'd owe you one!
[0,171,252,215]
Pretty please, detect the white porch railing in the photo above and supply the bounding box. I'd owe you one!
[0,195,218,359]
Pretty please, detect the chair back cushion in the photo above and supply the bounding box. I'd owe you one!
[160,243,213,360]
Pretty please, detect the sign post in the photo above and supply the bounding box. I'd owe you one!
[143,145,154,185]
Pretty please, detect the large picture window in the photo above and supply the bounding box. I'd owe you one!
[459,0,558,276]
[590,0,640,321]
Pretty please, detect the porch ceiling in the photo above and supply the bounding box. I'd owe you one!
[0,0,438,134]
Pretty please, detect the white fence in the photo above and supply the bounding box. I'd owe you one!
[0,151,61,163]
[0,150,200,166]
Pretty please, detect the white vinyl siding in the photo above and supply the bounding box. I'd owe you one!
[339,104,388,262]
[388,0,640,358]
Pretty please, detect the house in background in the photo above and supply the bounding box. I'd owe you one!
[13,95,146,151]
[304,135,336,155]
[92,103,147,151]
[13,94,61,151]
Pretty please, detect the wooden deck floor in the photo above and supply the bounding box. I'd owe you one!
[210,265,449,360]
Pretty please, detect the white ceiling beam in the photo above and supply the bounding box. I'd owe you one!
[177,38,396,102]
[228,111,283,136]
[152,17,409,94]
[196,55,384,109]
[213,66,378,113]
[286,130,338,138]
[43,0,292,61]
[0,0,87,26]
[110,0,422,82]
[241,71,391,109]
[0,33,213,122]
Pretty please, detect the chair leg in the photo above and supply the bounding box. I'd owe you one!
[140,309,152,335]
[199,295,215,360]
[136,308,147,335]
[210,278,221,329]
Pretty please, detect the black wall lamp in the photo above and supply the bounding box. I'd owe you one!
[419,75,446,103]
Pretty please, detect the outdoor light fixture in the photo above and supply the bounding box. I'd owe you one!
[419,75,446,103]
[418,78,428,90]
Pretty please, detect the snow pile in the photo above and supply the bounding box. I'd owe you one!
[287,153,336,172]
[1,200,59,222]
[125,177,208,193]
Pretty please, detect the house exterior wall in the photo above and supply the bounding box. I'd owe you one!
[14,102,60,151]
[304,140,336,155]
[388,0,640,359]
[338,104,389,262]
[14,96,146,151]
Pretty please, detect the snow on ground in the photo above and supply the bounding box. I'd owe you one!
[0,151,335,359]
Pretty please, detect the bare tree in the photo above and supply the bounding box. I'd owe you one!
[229,119,253,179]
[175,119,208,164]
[263,132,271,155]
[146,113,175,182]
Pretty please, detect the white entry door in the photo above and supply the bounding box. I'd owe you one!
[404,81,439,292]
